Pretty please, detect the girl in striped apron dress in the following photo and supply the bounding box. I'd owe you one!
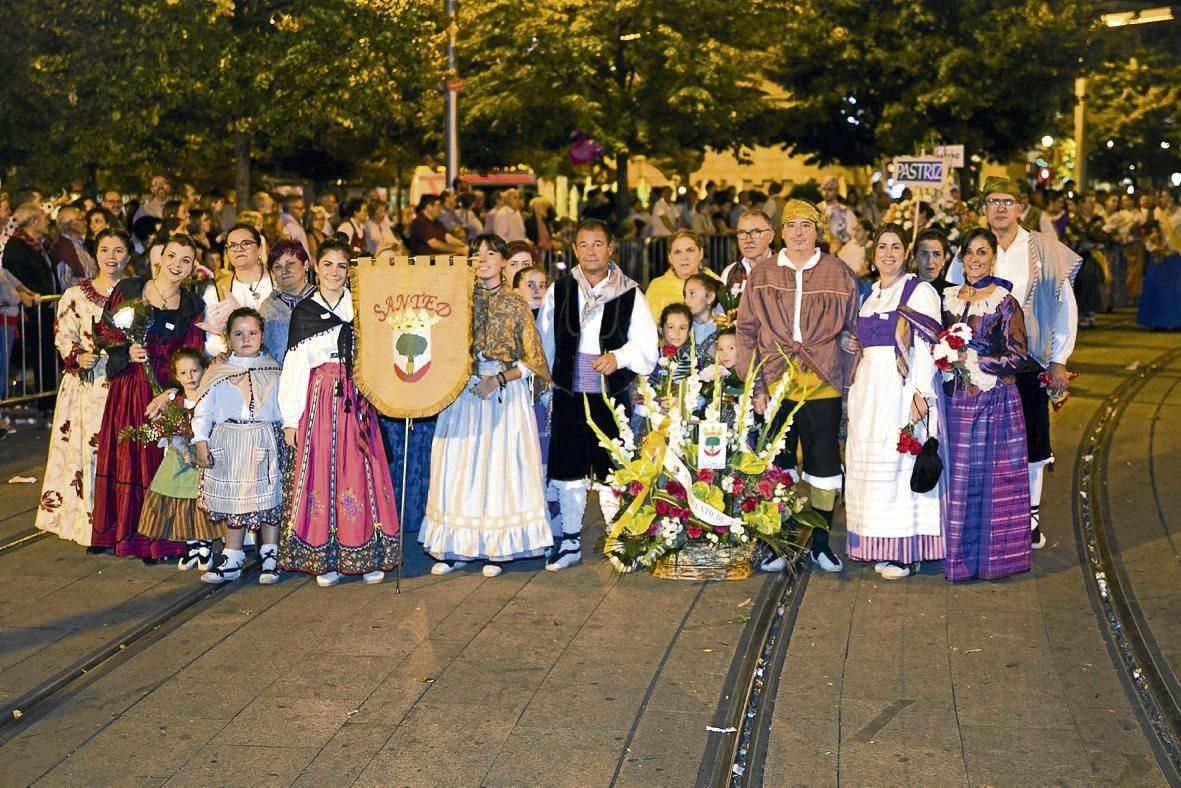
[193,307,286,584]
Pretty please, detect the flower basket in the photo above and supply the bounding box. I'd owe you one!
[589,352,829,579]
[651,539,755,581]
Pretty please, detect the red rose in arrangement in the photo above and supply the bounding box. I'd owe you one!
[686,524,703,539]
[627,481,644,497]
[935,357,952,372]
[654,499,672,517]
[664,480,687,499]
[731,478,745,496]
[695,469,715,484]
[713,526,728,535]
[756,478,775,498]
[741,496,757,513]
[946,335,966,350]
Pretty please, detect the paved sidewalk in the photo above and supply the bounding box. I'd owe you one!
[1,499,759,786]
[764,315,1174,786]
[0,314,1177,785]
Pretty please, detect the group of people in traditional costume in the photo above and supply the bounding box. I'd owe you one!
[32,174,1080,586]
[34,230,401,586]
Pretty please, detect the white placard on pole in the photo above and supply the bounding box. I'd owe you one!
[935,145,964,167]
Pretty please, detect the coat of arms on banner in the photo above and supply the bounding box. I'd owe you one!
[386,308,443,382]
[350,255,473,418]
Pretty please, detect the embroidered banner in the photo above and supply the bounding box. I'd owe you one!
[350,253,473,418]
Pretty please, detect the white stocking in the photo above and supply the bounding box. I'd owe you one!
[555,479,588,539]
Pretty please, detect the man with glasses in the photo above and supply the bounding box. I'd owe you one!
[721,210,777,298]
[946,176,1080,550]
[735,200,859,574]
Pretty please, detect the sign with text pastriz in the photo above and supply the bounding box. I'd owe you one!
[893,157,946,189]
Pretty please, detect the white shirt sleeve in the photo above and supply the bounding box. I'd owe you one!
[906,282,943,401]
[1051,281,1078,365]
[202,284,228,357]
[191,383,216,442]
[278,341,313,429]
[537,284,557,370]
[612,289,659,376]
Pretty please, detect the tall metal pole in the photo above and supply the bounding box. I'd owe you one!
[1073,76,1087,188]
[444,0,460,189]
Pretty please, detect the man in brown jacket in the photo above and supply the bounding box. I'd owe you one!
[735,200,860,573]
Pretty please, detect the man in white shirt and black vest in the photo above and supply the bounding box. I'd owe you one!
[537,219,659,571]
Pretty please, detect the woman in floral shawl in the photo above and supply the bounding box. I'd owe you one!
[420,234,553,577]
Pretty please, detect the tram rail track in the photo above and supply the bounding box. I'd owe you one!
[0,557,260,744]
[0,525,46,557]
[698,557,810,787]
[1074,345,1181,785]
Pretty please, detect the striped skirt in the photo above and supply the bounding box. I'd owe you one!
[201,420,285,529]
[942,381,1032,582]
[279,363,400,576]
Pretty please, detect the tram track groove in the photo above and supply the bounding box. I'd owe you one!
[0,558,261,744]
[0,525,47,557]
[697,556,810,787]
[1073,345,1181,785]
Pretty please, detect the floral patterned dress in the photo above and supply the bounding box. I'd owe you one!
[34,280,116,545]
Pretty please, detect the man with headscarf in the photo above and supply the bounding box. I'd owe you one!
[946,176,1081,550]
[735,200,860,573]
[536,218,658,571]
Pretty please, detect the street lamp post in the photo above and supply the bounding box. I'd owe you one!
[444,0,460,189]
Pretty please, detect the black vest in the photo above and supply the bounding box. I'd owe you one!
[552,275,637,397]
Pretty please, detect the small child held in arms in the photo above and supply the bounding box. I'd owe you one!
[698,326,744,422]
[138,347,220,569]
[193,308,285,585]
[683,273,723,359]
[631,303,695,438]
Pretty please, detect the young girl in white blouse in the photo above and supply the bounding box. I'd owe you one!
[193,307,285,584]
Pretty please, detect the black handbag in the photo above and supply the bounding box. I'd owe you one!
[909,413,942,494]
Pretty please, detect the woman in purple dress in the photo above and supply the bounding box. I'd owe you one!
[941,228,1033,582]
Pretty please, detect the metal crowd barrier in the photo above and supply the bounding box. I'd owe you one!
[1,294,62,407]
[538,235,739,288]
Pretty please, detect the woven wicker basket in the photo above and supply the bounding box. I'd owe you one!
[651,540,756,581]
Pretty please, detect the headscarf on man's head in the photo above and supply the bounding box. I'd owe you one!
[980,176,1022,202]
[780,198,834,247]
